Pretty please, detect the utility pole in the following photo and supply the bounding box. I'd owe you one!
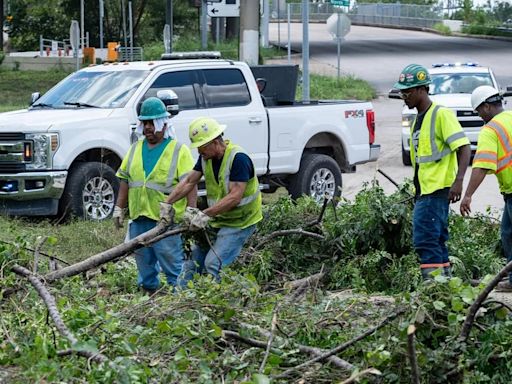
[260,0,269,48]
[121,0,128,51]
[0,0,4,51]
[80,0,85,52]
[239,0,259,64]
[302,0,310,103]
[165,0,173,53]
[201,0,207,49]
[128,1,133,61]
[99,0,104,49]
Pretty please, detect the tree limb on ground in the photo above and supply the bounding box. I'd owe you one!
[272,308,405,380]
[239,322,354,371]
[44,223,185,283]
[459,259,512,342]
[407,324,420,384]
[11,264,108,364]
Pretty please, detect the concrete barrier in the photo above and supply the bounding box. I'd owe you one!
[1,56,76,71]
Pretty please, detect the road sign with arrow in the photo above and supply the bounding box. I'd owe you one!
[207,0,240,18]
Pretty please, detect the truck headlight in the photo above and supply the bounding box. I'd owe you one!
[25,133,59,170]
[402,114,416,128]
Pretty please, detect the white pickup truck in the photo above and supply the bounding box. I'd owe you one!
[0,58,380,220]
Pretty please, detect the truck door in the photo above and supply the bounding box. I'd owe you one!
[199,68,269,176]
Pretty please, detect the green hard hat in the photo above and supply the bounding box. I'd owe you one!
[188,117,226,148]
[394,64,431,90]
[138,97,170,120]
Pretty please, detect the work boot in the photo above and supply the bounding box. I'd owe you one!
[443,266,452,278]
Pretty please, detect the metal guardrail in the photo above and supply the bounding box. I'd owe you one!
[118,47,144,61]
[39,34,89,57]
[272,2,443,29]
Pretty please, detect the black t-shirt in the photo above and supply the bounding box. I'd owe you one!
[193,152,254,183]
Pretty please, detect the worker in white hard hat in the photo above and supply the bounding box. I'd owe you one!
[461,85,512,291]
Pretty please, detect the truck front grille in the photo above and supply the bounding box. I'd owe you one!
[460,120,484,128]
[0,133,32,172]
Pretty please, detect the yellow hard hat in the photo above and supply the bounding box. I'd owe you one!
[188,117,226,148]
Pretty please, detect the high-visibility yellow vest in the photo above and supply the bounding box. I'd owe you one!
[203,141,262,229]
[117,139,193,221]
[410,103,470,195]
[473,111,512,194]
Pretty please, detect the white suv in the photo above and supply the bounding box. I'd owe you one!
[390,63,510,165]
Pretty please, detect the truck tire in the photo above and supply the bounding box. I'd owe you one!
[288,154,342,201]
[61,162,119,220]
[402,144,412,166]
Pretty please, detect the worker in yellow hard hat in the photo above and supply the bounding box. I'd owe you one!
[161,117,262,282]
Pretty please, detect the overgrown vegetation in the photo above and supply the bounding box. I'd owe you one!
[432,22,452,35]
[2,183,511,383]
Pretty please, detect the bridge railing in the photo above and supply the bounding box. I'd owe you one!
[272,2,443,29]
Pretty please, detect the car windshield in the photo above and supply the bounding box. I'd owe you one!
[429,73,493,95]
[32,69,150,109]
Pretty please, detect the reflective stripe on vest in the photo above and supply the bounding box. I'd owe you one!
[416,105,455,164]
[205,147,260,208]
[485,120,512,172]
[128,141,182,194]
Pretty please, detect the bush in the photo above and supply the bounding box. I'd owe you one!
[432,22,452,35]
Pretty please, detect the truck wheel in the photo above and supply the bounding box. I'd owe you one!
[61,162,119,220]
[288,154,342,201]
[402,144,412,166]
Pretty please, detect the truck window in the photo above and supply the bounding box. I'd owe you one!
[145,71,199,110]
[202,69,251,108]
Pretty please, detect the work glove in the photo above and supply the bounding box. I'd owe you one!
[159,202,175,225]
[113,206,127,229]
[189,210,211,231]
[182,207,200,227]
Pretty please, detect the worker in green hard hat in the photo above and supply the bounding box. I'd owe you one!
[162,116,262,283]
[114,97,196,294]
[394,64,471,280]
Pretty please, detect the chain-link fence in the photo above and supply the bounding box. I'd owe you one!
[272,2,443,29]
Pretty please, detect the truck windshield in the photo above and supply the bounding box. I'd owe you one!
[31,70,150,109]
[429,73,493,95]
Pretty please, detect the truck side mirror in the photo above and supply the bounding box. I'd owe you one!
[503,86,512,97]
[388,88,401,100]
[30,92,41,105]
[256,78,267,93]
[157,89,179,117]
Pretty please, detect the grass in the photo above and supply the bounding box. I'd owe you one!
[0,68,71,112]
[299,73,376,101]
[432,22,452,36]
[0,216,124,265]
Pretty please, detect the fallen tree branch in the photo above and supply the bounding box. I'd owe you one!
[339,368,382,384]
[11,264,108,364]
[407,325,420,384]
[272,308,405,380]
[240,322,354,371]
[259,305,280,373]
[459,260,512,342]
[221,330,282,355]
[256,229,324,250]
[44,224,185,283]
[284,271,327,291]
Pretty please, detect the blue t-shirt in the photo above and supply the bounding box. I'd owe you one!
[142,138,171,176]
[194,152,254,183]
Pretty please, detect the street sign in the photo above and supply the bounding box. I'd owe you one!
[326,12,351,39]
[331,0,350,6]
[207,0,240,17]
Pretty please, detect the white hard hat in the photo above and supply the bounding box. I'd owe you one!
[471,85,501,110]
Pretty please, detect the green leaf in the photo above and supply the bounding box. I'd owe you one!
[223,308,236,321]
[495,307,509,320]
[449,277,463,290]
[451,297,464,312]
[251,374,270,384]
[433,301,446,311]
[461,287,475,304]
[46,236,58,245]
[211,323,222,338]
[415,308,426,324]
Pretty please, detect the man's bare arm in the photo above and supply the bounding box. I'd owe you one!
[166,170,202,205]
[203,181,246,217]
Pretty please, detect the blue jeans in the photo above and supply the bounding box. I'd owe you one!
[413,195,450,279]
[180,225,256,284]
[129,217,185,290]
[501,197,512,284]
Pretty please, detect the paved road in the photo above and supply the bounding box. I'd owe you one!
[268,24,512,214]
